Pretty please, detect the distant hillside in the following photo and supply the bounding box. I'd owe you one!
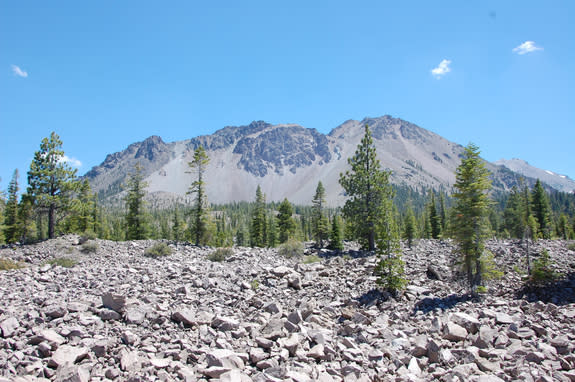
[84,115,561,206]
[494,158,575,194]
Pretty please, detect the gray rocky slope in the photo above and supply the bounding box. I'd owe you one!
[1,238,575,381]
[85,116,559,207]
[494,159,575,194]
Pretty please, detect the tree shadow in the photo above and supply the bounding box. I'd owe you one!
[515,272,575,305]
[355,288,389,306]
[412,294,472,314]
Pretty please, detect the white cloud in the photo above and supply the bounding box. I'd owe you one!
[513,41,542,55]
[11,65,28,78]
[431,59,451,79]
[60,155,82,168]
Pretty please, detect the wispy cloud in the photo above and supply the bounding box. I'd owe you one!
[60,155,82,168]
[513,41,542,55]
[431,59,451,79]
[11,65,28,78]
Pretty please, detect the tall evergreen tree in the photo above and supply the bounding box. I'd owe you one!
[124,163,151,240]
[27,132,79,238]
[188,145,210,245]
[311,181,329,248]
[3,170,21,243]
[374,204,407,295]
[267,214,278,247]
[339,124,393,251]
[66,180,95,234]
[329,214,344,250]
[277,198,296,244]
[403,205,417,249]
[427,192,442,239]
[451,143,492,295]
[250,186,267,247]
[531,179,552,239]
[172,209,186,241]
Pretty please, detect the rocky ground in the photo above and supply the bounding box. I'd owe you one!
[0,237,574,382]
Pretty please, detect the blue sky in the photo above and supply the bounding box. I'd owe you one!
[1,1,574,190]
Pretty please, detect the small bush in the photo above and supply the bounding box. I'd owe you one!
[250,279,260,290]
[145,242,173,257]
[530,249,560,283]
[79,231,97,244]
[375,253,408,295]
[476,285,488,294]
[567,243,575,251]
[0,258,23,271]
[303,254,321,264]
[278,239,304,259]
[208,247,234,262]
[46,257,78,268]
[80,241,99,254]
[480,251,504,281]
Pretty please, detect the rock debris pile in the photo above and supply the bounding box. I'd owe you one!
[1,237,574,381]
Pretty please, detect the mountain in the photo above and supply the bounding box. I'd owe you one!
[494,158,575,194]
[84,115,555,206]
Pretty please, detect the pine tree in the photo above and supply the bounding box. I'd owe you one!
[17,194,37,243]
[187,145,210,245]
[329,214,344,250]
[124,163,151,240]
[311,181,329,248]
[3,170,21,243]
[427,192,442,239]
[531,179,552,239]
[250,186,267,247]
[403,205,417,249]
[66,180,95,234]
[374,204,407,295]
[267,214,278,247]
[277,198,296,244]
[172,209,186,241]
[27,132,79,239]
[339,124,393,251]
[452,143,492,295]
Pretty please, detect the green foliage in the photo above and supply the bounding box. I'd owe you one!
[375,205,407,295]
[402,205,417,249]
[27,132,80,239]
[303,254,321,264]
[3,169,20,243]
[476,285,488,294]
[530,249,560,283]
[277,198,296,244]
[427,192,442,239]
[188,145,211,245]
[531,179,552,239]
[480,251,503,281]
[311,181,329,248]
[0,258,24,271]
[451,143,492,295]
[124,164,151,240]
[144,242,174,257]
[208,247,234,262]
[278,239,304,258]
[567,243,575,251]
[46,257,78,268]
[250,186,267,247]
[328,215,344,250]
[80,241,99,254]
[64,180,96,234]
[339,124,393,251]
[250,279,260,290]
[79,230,97,244]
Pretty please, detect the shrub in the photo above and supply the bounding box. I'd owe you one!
[144,242,173,257]
[480,251,504,281]
[80,241,99,254]
[0,258,23,271]
[476,285,488,294]
[375,253,408,295]
[530,249,559,283]
[250,279,260,290]
[303,254,321,264]
[567,243,575,251]
[79,231,97,244]
[208,247,234,262]
[278,239,304,259]
[46,257,78,268]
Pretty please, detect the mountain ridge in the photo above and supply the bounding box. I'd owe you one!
[84,115,572,206]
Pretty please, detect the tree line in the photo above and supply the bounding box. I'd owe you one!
[1,130,574,294]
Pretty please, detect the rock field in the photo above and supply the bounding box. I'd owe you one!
[1,236,574,382]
